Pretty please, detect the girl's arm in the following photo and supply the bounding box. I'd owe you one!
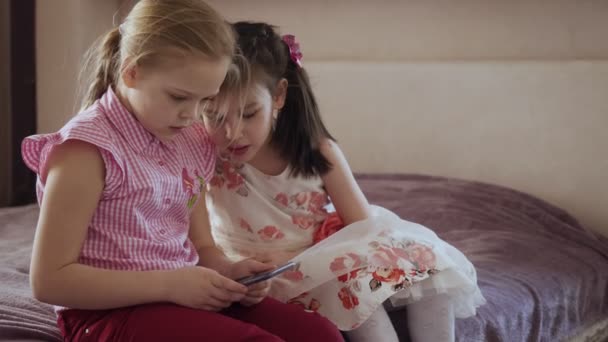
[320,139,372,225]
[188,192,273,306]
[189,193,273,279]
[188,194,234,276]
[30,140,176,309]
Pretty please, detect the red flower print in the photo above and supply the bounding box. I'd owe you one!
[275,193,289,207]
[209,175,224,188]
[283,270,304,282]
[370,246,405,268]
[330,253,365,275]
[346,253,364,269]
[239,218,253,233]
[409,244,436,270]
[338,269,360,283]
[215,160,245,190]
[226,170,244,190]
[338,287,359,310]
[293,192,309,206]
[372,267,406,283]
[308,192,329,215]
[313,212,344,244]
[292,215,316,230]
[330,257,347,273]
[257,226,285,241]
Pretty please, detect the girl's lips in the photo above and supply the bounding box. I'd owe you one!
[228,145,250,156]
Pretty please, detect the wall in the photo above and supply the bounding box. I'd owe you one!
[36,0,119,133]
[208,0,608,61]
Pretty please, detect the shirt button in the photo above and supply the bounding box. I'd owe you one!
[164,198,171,204]
[158,160,165,166]
[159,229,167,235]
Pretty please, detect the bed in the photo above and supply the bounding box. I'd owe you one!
[1,173,607,341]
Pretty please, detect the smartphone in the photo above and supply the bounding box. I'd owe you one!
[236,261,299,286]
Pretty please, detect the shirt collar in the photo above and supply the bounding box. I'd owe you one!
[100,87,157,154]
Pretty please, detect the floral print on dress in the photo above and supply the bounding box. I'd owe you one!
[274,193,289,207]
[239,218,253,233]
[292,215,318,230]
[327,239,440,310]
[257,225,285,241]
[280,262,309,284]
[210,160,248,196]
[182,168,205,208]
[313,212,344,244]
[308,192,330,215]
[274,191,330,215]
[338,286,360,310]
[274,191,330,230]
[238,218,285,241]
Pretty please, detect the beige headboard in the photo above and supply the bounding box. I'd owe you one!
[37,0,608,236]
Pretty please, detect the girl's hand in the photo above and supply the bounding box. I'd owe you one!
[253,251,299,266]
[229,258,276,280]
[229,259,275,306]
[167,266,248,311]
[240,280,272,306]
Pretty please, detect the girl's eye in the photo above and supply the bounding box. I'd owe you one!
[243,111,256,119]
[169,93,188,102]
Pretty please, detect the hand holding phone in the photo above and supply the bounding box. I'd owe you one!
[236,261,299,286]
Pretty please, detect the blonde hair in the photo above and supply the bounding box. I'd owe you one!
[78,0,235,111]
[206,51,251,127]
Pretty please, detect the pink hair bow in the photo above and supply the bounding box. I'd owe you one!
[282,34,303,68]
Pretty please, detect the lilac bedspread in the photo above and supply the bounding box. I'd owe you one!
[357,174,608,342]
[0,204,61,341]
[1,174,607,341]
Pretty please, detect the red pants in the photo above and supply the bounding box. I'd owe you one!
[57,298,343,341]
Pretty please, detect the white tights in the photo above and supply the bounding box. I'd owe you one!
[346,307,399,342]
[407,294,455,342]
[345,294,455,342]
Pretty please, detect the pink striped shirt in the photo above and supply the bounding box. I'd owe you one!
[22,87,215,272]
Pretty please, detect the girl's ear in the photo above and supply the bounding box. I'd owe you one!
[120,58,139,89]
[272,78,288,111]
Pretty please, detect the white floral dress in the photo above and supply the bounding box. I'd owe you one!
[206,160,485,330]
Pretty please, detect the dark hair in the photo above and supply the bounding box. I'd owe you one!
[233,21,335,177]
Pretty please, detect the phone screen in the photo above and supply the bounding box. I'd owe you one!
[236,261,299,286]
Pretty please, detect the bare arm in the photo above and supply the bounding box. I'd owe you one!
[30,140,176,310]
[320,140,372,225]
[188,195,234,277]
